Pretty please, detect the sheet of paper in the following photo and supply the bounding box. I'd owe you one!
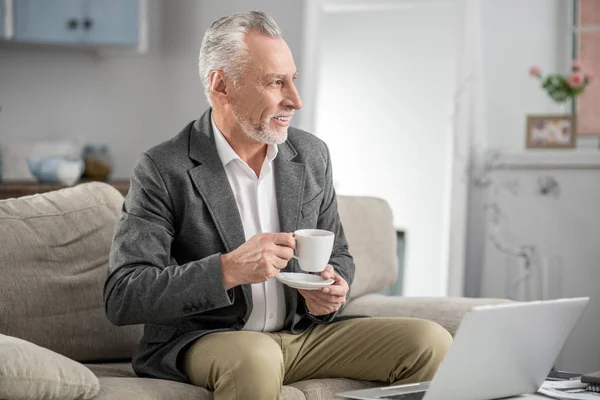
[537,379,600,400]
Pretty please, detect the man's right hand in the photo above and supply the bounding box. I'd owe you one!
[220,233,295,290]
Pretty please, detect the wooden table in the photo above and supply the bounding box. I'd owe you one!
[0,180,130,200]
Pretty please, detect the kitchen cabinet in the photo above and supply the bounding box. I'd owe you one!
[85,0,139,46]
[14,0,139,46]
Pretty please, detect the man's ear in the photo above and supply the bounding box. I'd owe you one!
[209,70,229,105]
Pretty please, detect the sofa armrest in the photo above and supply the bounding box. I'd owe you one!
[341,294,513,335]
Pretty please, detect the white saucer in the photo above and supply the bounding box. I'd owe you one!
[275,272,334,290]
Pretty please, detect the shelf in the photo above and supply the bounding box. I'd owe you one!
[487,150,600,170]
[0,179,129,200]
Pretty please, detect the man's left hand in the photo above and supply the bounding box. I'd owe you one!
[298,264,349,316]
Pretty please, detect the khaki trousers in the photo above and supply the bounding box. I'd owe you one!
[183,317,452,400]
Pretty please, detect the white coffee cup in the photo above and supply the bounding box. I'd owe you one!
[292,229,335,272]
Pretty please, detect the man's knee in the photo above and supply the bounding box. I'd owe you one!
[218,334,284,398]
[412,319,453,361]
[185,332,284,397]
[400,319,452,381]
[364,318,453,384]
[232,343,285,381]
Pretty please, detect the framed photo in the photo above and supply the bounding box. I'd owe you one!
[526,115,576,148]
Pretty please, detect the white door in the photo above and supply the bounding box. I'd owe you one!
[304,0,463,296]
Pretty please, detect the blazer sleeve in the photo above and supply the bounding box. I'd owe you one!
[103,152,233,326]
[305,144,355,324]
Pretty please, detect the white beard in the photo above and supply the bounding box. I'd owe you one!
[232,106,289,145]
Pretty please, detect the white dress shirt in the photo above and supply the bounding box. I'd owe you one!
[211,118,287,332]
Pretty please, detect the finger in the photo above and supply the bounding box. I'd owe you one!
[300,289,345,304]
[320,264,335,280]
[309,307,337,316]
[330,273,348,287]
[298,289,320,300]
[271,232,295,249]
[272,255,290,270]
[298,289,338,305]
[303,298,340,315]
[320,283,347,297]
[273,245,294,261]
[299,294,337,315]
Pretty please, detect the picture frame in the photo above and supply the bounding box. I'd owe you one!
[526,115,576,148]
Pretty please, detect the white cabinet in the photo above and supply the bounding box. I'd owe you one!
[479,152,600,373]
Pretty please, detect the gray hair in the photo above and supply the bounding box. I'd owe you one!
[198,11,282,105]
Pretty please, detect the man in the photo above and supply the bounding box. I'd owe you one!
[104,11,452,400]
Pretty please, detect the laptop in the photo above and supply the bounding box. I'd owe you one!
[337,297,589,400]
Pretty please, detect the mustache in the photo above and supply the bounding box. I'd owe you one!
[271,108,295,118]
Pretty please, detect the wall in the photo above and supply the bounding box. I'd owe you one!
[464,0,572,297]
[313,2,461,297]
[0,0,167,179]
[480,0,570,151]
[160,0,305,144]
[0,0,305,179]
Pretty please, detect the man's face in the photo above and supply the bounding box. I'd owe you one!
[228,30,303,145]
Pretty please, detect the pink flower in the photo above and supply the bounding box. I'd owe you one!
[572,59,583,71]
[568,72,585,88]
[529,65,541,78]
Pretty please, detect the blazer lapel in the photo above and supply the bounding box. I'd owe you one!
[274,141,306,319]
[187,112,246,252]
[187,111,254,310]
[274,141,306,242]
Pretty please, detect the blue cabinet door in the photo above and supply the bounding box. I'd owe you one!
[84,0,138,46]
[15,0,84,44]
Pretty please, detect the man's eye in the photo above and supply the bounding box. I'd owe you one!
[273,80,283,86]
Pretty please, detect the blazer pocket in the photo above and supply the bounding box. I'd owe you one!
[301,190,324,218]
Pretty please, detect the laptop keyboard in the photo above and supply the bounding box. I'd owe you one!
[380,391,426,400]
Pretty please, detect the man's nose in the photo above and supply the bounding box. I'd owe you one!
[284,83,303,110]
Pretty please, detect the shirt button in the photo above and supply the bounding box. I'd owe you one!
[269,313,274,319]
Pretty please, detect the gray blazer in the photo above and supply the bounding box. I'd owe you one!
[104,109,355,382]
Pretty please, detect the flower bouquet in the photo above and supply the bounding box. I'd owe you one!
[529,60,595,104]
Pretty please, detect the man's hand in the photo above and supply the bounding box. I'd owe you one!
[220,233,295,289]
[298,264,349,316]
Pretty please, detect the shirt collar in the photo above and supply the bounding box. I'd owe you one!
[211,116,278,167]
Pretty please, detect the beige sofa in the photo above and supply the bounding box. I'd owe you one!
[0,182,510,400]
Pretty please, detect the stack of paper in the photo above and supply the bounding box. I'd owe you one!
[538,379,600,400]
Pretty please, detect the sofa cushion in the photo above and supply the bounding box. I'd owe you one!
[342,294,514,335]
[289,378,379,400]
[0,182,142,362]
[0,333,99,400]
[93,377,306,400]
[84,362,136,378]
[337,196,398,299]
[86,363,309,399]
